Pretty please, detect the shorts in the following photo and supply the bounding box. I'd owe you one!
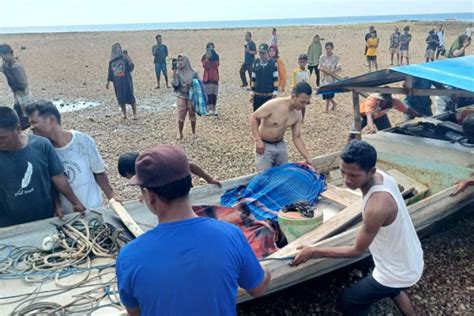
[177,98,196,122]
[400,50,409,57]
[154,62,167,76]
[256,140,288,172]
[337,274,408,315]
[322,93,335,100]
[425,49,435,59]
[366,55,377,61]
[389,47,400,54]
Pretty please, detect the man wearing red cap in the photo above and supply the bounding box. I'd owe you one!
[116,145,271,316]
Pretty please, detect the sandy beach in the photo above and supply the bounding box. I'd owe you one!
[0,20,472,314]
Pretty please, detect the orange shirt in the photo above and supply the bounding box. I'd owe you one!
[360,95,408,119]
[276,58,286,90]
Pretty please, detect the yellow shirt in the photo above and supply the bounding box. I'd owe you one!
[366,37,379,57]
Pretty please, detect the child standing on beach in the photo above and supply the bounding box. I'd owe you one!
[366,30,379,72]
[400,26,412,65]
[291,54,310,121]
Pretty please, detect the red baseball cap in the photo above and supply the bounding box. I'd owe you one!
[129,145,191,187]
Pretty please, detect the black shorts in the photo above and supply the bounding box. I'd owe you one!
[367,56,377,61]
[337,274,408,315]
[322,93,335,100]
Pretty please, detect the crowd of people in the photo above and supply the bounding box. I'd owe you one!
[0,23,473,315]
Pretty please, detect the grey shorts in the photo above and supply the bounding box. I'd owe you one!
[256,140,288,172]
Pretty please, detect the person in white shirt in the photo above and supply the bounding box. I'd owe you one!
[465,23,473,37]
[292,140,423,316]
[436,25,446,59]
[270,28,278,48]
[27,101,117,214]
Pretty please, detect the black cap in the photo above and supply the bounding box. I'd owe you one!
[258,43,269,53]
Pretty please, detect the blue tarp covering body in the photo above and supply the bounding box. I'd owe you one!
[220,163,326,222]
[318,55,474,94]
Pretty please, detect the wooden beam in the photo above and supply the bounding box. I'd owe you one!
[321,72,369,98]
[345,86,474,98]
[351,91,361,140]
[109,199,144,237]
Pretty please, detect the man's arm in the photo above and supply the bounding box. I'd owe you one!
[404,106,423,118]
[451,177,474,196]
[247,271,271,297]
[291,119,312,165]
[189,162,221,186]
[125,307,140,316]
[366,112,377,133]
[249,107,272,154]
[53,190,64,220]
[51,174,86,215]
[94,172,115,201]
[291,192,396,266]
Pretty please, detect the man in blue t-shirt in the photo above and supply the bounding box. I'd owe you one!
[116,145,271,316]
[239,31,257,88]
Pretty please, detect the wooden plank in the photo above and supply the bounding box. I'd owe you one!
[352,91,362,140]
[109,199,144,237]
[321,184,361,207]
[346,86,474,98]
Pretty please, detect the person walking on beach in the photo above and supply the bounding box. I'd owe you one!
[291,54,310,122]
[106,43,137,120]
[152,34,169,89]
[269,45,286,92]
[27,101,117,215]
[250,43,279,111]
[240,32,257,88]
[436,25,446,59]
[389,27,401,66]
[292,140,423,316]
[201,42,220,115]
[400,26,412,65]
[249,82,313,172]
[117,145,271,316]
[172,55,199,139]
[270,28,278,47]
[425,29,439,62]
[307,34,323,87]
[366,30,379,72]
[0,44,33,130]
[319,42,342,112]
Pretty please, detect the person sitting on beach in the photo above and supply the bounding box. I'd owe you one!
[117,151,221,186]
[250,43,279,112]
[307,34,323,87]
[349,93,422,140]
[249,82,313,172]
[0,44,33,130]
[319,42,342,112]
[400,26,412,65]
[152,34,170,89]
[202,42,220,116]
[291,140,423,316]
[172,54,199,139]
[389,27,401,66]
[240,32,257,88]
[0,106,86,227]
[447,34,471,58]
[425,29,439,62]
[366,30,379,72]
[26,101,118,215]
[291,54,310,122]
[269,45,286,93]
[106,43,137,120]
[116,145,271,316]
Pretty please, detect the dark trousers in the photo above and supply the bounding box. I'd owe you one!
[239,63,253,86]
[253,95,272,112]
[350,115,392,140]
[308,65,320,87]
[337,274,406,316]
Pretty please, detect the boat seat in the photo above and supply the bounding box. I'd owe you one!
[387,169,428,205]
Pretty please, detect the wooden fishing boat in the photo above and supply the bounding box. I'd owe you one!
[1,127,473,314]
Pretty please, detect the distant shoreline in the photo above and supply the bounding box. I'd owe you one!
[1,12,472,35]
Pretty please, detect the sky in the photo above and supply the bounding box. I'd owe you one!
[1,0,473,28]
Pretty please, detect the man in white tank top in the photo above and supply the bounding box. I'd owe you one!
[291,140,423,316]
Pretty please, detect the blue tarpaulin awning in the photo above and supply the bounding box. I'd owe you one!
[318,55,474,94]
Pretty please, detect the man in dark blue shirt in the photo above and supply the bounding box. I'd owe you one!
[116,145,271,316]
[239,32,257,88]
[250,43,279,111]
[152,34,169,89]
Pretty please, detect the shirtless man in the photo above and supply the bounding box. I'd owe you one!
[249,82,313,172]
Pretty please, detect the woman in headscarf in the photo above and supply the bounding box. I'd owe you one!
[319,42,342,112]
[447,34,471,58]
[172,54,199,139]
[106,43,136,120]
[201,43,220,116]
[269,45,286,93]
[307,34,323,87]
